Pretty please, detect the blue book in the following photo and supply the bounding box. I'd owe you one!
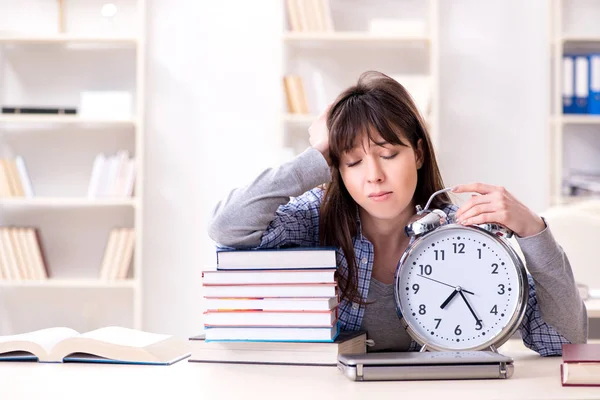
[590,54,600,115]
[0,326,190,365]
[563,55,576,114]
[215,246,337,270]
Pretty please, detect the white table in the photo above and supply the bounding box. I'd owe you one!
[0,341,597,400]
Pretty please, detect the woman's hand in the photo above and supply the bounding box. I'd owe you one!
[453,183,546,238]
[309,104,332,166]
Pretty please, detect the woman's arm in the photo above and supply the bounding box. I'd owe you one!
[208,147,331,248]
[516,226,588,354]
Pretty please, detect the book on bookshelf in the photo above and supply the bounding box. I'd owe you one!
[561,343,600,386]
[0,156,34,198]
[87,150,136,199]
[285,0,334,33]
[215,247,336,270]
[188,329,366,366]
[0,227,48,280]
[1,106,77,115]
[0,326,191,365]
[99,227,135,280]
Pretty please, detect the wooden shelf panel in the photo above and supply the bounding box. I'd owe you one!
[557,115,600,124]
[0,115,136,127]
[282,31,430,43]
[0,198,137,207]
[0,34,137,46]
[0,279,136,288]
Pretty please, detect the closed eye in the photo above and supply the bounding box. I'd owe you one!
[382,153,398,160]
[346,159,361,167]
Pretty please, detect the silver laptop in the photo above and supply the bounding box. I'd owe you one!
[337,351,514,381]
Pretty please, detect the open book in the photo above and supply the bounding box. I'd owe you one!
[0,326,191,365]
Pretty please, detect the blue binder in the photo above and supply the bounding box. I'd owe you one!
[563,55,576,114]
[574,55,589,114]
[590,54,600,115]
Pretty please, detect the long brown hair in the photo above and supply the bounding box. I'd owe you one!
[319,71,449,304]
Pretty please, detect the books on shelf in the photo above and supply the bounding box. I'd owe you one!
[0,326,191,365]
[1,106,77,115]
[283,75,310,115]
[563,171,600,197]
[99,227,135,280]
[561,343,600,386]
[87,150,136,198]
[0,156,34,198]
[286,0,334,33]
[189,330,366,366]
[0,226,48,281]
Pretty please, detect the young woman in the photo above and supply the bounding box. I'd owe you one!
[208,71,587,356]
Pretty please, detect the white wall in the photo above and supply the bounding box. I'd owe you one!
[143,0,282,338]
[437,0,550,214]
[143,0,550,338]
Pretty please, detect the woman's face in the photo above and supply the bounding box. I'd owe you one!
[339,131,423,222]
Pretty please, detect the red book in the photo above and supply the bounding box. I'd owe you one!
[561,343,600,387]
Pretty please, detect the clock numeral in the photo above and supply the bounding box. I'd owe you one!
[419,264,432,276]
[454,325,462,336]
[453,243,465,254]
[412,283,420,294]
[475,320,483,331]
[477,248,482,259]
[491,263,499,274]
[490,305,498,315]
[434,249,445,261]
[419,304,427,315]
[434,318,442,329]
[497,284,505,295]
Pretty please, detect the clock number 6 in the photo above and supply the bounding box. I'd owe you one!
[454,325,462,336]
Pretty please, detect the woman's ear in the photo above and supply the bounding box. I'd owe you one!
[415,139,424,169]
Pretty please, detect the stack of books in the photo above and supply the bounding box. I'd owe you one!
[189,247,367,366]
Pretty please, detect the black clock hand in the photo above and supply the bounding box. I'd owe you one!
[440,289,459,309]
[459,290,481,325]
[417,274,475,295]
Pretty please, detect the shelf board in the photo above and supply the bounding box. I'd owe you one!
[282,113,316,124]
[561,36,600,43]
[0,198,137,207]
[0,34,137,46]
[282,31,430,44]
[0,114,135,127]
[0,278,136,289]
[560,115,600,125]
[584,299,600,318]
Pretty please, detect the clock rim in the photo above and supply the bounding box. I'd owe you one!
[393,223,529,352]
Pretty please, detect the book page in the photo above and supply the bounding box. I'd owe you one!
[0,327,79,353]
[78,327,170,348]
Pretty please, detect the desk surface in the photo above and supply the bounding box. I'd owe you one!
[0,340,597,400]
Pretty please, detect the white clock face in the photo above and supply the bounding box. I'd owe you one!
[396,226,525,350]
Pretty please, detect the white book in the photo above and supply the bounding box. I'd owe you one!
[216,247,336,270]
[203,283,337,298]
[14,156,34,198]
[0,326,190,364]
[87,154,106,198]
[202,269,336,285]
[203,325,338,342]
[204,310,337,327]
[203,297,338,312]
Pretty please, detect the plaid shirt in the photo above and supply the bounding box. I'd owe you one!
[254,187,569,356]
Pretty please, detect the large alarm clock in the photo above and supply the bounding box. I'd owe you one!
[394,188,529,352]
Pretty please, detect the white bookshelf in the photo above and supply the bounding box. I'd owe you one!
[549,0,600,206]
[279,0,440,160]
[0,0,145,334]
